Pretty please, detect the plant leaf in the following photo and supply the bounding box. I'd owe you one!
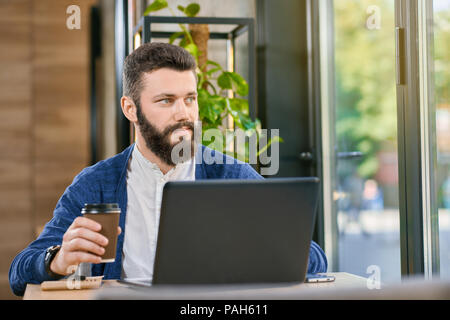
[177,5,185,13]
[229,98,249,115]
[179,36,188,48]
[225,98,245,129]
[228,72,249,96]
[199,104,218,123]
[198,90,216,122]
[198,89,225,123]
[184,43,199,58]
[196,71,205,89]
[169,31,184,44]
[217,72,233,90]
[239,112,256,130]
[203,80,218,95]
[206,60,222,69]
[257,136,284,157]
[226,99,255,130]
[206,67,222,76]
[185,3,200,17]
[144,0,168,15]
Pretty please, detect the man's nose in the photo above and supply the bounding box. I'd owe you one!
[174,99,190,121]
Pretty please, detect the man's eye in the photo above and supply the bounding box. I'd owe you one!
[160,98,171,104]
[185,97,196,104]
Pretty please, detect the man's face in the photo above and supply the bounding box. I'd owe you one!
[135,68,199,166]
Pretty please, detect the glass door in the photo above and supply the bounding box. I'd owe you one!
[318,0,449,281]
[319,0,401,283]
[429,0,450,279]
[334,1,401,283]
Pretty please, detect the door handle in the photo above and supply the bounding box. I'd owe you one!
[396,27,406,85]
[299,151,364,162]
[298,151,315,162]
[337,151,364,159]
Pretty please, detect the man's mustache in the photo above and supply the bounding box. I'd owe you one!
[162,121,195,138]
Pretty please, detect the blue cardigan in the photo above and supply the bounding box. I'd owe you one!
[9,144,327,296]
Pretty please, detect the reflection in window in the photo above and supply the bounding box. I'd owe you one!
[433,0,450,279]
[333,0,401,283]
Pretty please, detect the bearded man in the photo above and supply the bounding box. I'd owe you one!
[9,43,327,296]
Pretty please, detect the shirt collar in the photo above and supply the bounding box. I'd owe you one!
[132,143,195,180]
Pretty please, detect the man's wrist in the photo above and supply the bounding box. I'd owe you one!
[44,245,65,279]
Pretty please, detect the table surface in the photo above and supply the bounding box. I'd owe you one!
[23,272,368,300]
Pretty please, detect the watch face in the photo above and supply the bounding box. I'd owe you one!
[46,245,60,261]
[45,245,62,278]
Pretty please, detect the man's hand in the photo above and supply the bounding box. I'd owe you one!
[50,216,121,276]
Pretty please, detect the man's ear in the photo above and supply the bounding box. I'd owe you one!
[121,96,138,123]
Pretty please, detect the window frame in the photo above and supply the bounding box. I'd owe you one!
[395,0,440,277]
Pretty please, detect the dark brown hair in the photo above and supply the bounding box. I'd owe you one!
[122,42,197,109]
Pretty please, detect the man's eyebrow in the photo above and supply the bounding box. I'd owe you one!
[152,93,176,100]
[152,92,197,100]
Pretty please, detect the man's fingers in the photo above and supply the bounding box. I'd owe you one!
[69,216,102,232]
[60,217,120,270]
[66,238,105,256]
[66,251,102,266]
[64,227,108,247]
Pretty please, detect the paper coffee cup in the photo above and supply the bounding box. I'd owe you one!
[81,203,120,263]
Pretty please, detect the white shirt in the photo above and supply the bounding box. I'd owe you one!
[121,144,195,281]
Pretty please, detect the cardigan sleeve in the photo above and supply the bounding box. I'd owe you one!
[8,174,96,296]
[307,241,328,273]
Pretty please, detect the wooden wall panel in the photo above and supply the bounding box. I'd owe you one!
[0,0,33,300]
[32,0,94,230]
[0,0,96,298]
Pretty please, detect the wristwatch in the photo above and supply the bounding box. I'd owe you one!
[44,245,64,279]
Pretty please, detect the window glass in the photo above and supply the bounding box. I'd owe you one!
[433,0,450,279]
[333,0,401,282]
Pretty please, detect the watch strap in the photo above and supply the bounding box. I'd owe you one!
[44,245,64,279]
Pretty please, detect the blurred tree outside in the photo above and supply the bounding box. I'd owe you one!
[434,3,450,208]
[434,4,450,108]
[334,0,450,209]
[334,0,397,182]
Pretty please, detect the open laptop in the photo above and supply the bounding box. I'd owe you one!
[148,177,320,285]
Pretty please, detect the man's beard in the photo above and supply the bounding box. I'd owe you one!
[136,107,197,166]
